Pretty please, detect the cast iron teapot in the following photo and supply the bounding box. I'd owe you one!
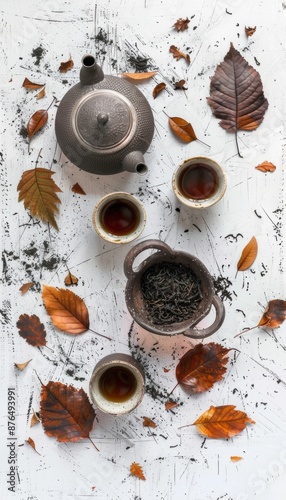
[55,55,155,175]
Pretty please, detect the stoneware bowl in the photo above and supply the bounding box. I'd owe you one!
[124,239,225,339]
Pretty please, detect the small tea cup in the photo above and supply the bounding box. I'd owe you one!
[89,353,145,415]
[172,156,227,208]
[92,191,146,244]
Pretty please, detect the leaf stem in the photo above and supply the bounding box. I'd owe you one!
[88,436,99,451]
[168,383,178,397]
[197,138,210,148]
[89,328,113,341]
[234,324,258,338]
[235,131,243,158]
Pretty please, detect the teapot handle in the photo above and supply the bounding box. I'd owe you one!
[183,295,225,339]
[124,239,172,279]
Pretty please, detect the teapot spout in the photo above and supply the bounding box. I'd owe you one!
[122,151,148,175]
[80,55,104,85]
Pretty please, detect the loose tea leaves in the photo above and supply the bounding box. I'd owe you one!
[140,262,202,325]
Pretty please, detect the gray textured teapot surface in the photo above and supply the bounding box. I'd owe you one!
[55,55,155,175]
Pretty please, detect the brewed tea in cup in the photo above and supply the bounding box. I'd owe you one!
[89,353,145,415]
[172,156,227,208]
[92,192,146,244]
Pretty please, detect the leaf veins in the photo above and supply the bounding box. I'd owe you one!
[237,236,258,271]
[16,314,47,347]
[191,405,255,439]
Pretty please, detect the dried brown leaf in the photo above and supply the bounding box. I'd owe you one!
[36,87,46,100]
[26,437,41,454]
[17,168,62,230]
[22,77,45,90]
[258,300,286,328]
[207,43,268,157]
[42,285,89,335]
[64,272,78,287]
[40,381,96,444]
[142,416,157,428]
[255,161,276,173]
[173,18,190,31]
[153,82,166,99]
[165,400,179,411]
[191,405,255,439]
[19,282,34,294]
[16,314,47,347]
[230,456,243,462]
[130,462,146,480]
[15,359,32,371]
[245,26,256,36]
[71,183,86,195]
[174,79,187,90]
[27,109,48,139]
[169,45,190,64]
[121,71,157,80]
[59,56,74,73]
[169,116,197,143]
[30,411,41,427]
[237,236,258,271]
[175,343,231,393]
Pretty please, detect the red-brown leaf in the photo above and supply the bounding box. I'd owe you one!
[130,462,146,480]
[40,381,95,442]
[174,79,187,90]
[173,18,190,31]
[26,437,41,454]
[58,56,74,73]
[258,300,286,328]
[16,314,47,347]
[165,400,179,411]
[42,285,89,334]
[142,416,157,428]
[27,109,48,139]
[169,116,197,143]
[64,272,78,287]
[207,43,268,156]
[153,82,166,99]
[169,45,190,64]
[192,405,255,438]
[245,26,256,37]
[19,282,34,294]
[255,161,276,173]
[175,343,231,393]
[22,77,45,90]
[71,183,86,195]
[237,236,258,271]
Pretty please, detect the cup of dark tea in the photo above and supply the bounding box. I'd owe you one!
[89,353,145,415]
[92,192,146,244]
[172,156,227,208]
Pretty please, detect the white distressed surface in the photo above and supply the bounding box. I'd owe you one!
[1,0,286,499]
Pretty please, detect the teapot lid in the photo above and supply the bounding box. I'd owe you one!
[72,89,137,153]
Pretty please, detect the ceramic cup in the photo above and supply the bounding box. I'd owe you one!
[89,353,145,415]
[172,156,227,208]
[92,191,146,244]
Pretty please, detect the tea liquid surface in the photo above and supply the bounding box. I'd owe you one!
[99,366,137,403]
[101,199,139,236]
[179,163,218,200]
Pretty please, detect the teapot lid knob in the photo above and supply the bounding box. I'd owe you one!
[97,113,109,125]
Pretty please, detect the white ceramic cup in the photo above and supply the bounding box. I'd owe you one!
[92,191,146,244]
[89,353,145,415]
[172,156,227,208]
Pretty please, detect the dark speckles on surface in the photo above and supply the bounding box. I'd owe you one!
[31,46,45,65]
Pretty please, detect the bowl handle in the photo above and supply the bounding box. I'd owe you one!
[183,295,225,339]
[124,239,172,279]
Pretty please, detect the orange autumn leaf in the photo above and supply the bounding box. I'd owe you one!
[165,400,179,411]
[191,405,255,439]
[36,87,46,100]
[121,71,157,80]
[175,343,231,393]
[58,55,74,73]
[26,437,41,455]
[17,168,62,230]
[27,109,48,139]
[237,236,258,271]
[169,117,197,143]
[71,183,86,195]
[230,456,243,462]
[40,381,96,445]
[258,299,286,328]
[15,359,32,371]
[173,18,190,32]
[169,45,190,64]
[22,77,45,90]
[19,282,34,294]
[42,285,89,335]
[153,82,166,99]
[64,272,78,287]
[245,26,256,37]
[16,314,47,347]
[130,462,146,480]
[142,416,157,428]
[255,161,276,173]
